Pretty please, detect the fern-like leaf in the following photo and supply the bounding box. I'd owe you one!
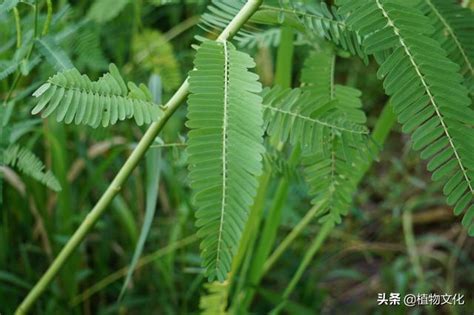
[420,0,474,94]
[31,64,163,127]
[262,85,368,152]
[4,145,61,192]
[187,40,264,281]
[275,2,367,61]
[338,0,474,235]
[303,51,369,223]
[200,0,365,60]
[263,51,370,223]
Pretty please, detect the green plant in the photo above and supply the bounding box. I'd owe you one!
[2,0,473,314]
[339,0,474,234]
[32,64,162,127]
[187,39,265,281]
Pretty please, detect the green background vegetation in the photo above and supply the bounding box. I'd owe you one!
[1,0,473,314]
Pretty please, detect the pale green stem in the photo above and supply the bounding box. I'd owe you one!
[41,0,53,36]
[4,1,39,106]
[13,8,21,49]
[269,220,335,315]
[263,198,327,273]
[14,1,263,313]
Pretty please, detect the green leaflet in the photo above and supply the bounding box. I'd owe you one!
[187,40,264,282]
[288,2,367,61]
[301,51,369,223]
[200,0,366,60]
[420,0,474,95]
[4,145,61,192]
[261,86,368,152]
[338,0,474,236]
[262,51,370,224]
[31,64,162,127]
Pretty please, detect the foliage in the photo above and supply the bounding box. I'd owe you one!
[31,64,163,127]
[3,145,61,192]
[338,0,474,236]
[1,0,473,314]
[420,0,474,94]
[187,40,264,281]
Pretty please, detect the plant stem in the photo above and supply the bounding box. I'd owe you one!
[41,0,53,36]
[355,101,397,183]
[269,220,335,315]
[13,7,21,49]
[14,1,263,313]
[15,83,187,314]
[370,101,396,149]
[263,198,327,273]
[4,0,40,106]
[274,27,295,87]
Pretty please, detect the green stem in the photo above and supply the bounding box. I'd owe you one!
[15,83,187,315]
[4,1,39,106]
[355,101,397,183]
[33,0,39,38]
[3,73,21,106]
[14,1,263,313]
[13,7,21,49]
[269,220,335,315]
[263,198,327,273]
[371,101,396,148]
[41,0,53,36]
[402,203,425,286]
[274,27,294,87]
[241,147,301,309]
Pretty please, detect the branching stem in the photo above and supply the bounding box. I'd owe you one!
[14,1,263,313]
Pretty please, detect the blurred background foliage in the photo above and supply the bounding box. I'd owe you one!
[0,0,473,314]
